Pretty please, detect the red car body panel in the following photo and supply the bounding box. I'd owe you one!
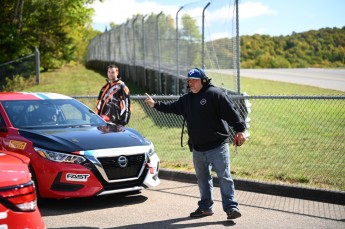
[0,151,45,229]
[32,160,102,198]
[0,92,42,101]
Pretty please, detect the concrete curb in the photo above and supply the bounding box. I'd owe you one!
[159,168,345,205]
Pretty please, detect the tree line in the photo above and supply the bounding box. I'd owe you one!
[239,27,345,68]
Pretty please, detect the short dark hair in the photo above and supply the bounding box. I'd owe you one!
[107,64,118,69]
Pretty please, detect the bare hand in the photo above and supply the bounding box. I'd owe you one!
[145,93,155,108]
[234,132,246,146]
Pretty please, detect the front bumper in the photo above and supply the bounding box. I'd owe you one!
[35,145,160,199]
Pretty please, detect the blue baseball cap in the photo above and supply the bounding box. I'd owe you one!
[187,68,206,79]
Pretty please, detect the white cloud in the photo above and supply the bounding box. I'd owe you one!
[90,0,278,35]
[90,0,176,25]
[206,6,235,24]
[90,0,277,25]
[239,2,277,20]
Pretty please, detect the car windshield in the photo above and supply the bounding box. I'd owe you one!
[3,99,106,128]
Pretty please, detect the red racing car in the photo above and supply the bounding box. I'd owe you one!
[0,150,45,229]
[0,92,160,200]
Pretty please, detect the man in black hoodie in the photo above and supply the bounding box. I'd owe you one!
[145,68,246,220]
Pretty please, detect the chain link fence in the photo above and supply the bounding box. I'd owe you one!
[0,48,40,91]
[76,95,345,193]
[86,0,240,94]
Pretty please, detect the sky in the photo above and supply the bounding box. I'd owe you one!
[90,0,345,37]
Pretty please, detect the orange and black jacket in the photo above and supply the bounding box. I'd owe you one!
[96,79,131,125]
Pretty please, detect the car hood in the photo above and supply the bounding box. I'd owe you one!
[18,125,150,152]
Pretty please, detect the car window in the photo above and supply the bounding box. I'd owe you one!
[3,101,29,127]
[61,104,82,119]
[3,99,105,128]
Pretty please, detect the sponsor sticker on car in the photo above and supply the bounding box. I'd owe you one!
[9,140,27,150]
[66,173,90,182]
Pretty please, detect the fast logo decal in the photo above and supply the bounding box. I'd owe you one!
[66,173,90,182]
[9,140,27,150]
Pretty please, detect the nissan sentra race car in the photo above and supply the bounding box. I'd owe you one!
[0,92,160,199]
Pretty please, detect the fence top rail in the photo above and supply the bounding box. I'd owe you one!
[73,95,345,100]
[0,53,35,67]
[240,95,345,100]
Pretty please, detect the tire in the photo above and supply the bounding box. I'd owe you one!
[29,165,47,205]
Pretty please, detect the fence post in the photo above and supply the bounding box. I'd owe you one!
[176,6,183,95]
[235,0,240,94]
[202,2,211,69]
[132,16,138,85]
[156,12,163,94]
[35,47,40,84]
[142,14,148,89]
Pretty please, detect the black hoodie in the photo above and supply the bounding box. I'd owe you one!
[154,84,246,151]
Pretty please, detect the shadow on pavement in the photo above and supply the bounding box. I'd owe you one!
[39,191,146,217]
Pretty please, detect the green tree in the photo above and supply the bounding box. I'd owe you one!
[0,0,101,70]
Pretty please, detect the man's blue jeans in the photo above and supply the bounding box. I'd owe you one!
[192,143,238,212]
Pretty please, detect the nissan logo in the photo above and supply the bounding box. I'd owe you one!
[117,156,128,168]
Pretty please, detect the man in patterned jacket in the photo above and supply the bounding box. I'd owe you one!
[96,64,131,125]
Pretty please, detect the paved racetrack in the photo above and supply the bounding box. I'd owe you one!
[41,179,345,229]
[211,68,345,92]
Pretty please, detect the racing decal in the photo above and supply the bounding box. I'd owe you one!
[0,92,41,100]
[9,140,27,150]
[36,92,71,100]
[0,92,72,101]
[66,173,90,182]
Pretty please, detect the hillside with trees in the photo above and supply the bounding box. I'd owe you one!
[239,27,345,68]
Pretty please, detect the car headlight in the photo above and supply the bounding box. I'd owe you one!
[34,147,86,164]
[147,143,156,157]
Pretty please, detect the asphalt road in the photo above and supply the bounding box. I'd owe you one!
[40,179,344,229]
[211,68,345,92]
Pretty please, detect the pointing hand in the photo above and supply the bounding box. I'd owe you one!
[145,93,155,108]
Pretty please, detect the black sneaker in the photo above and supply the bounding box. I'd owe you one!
[190,208,214,217]
[226,208,241,219]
